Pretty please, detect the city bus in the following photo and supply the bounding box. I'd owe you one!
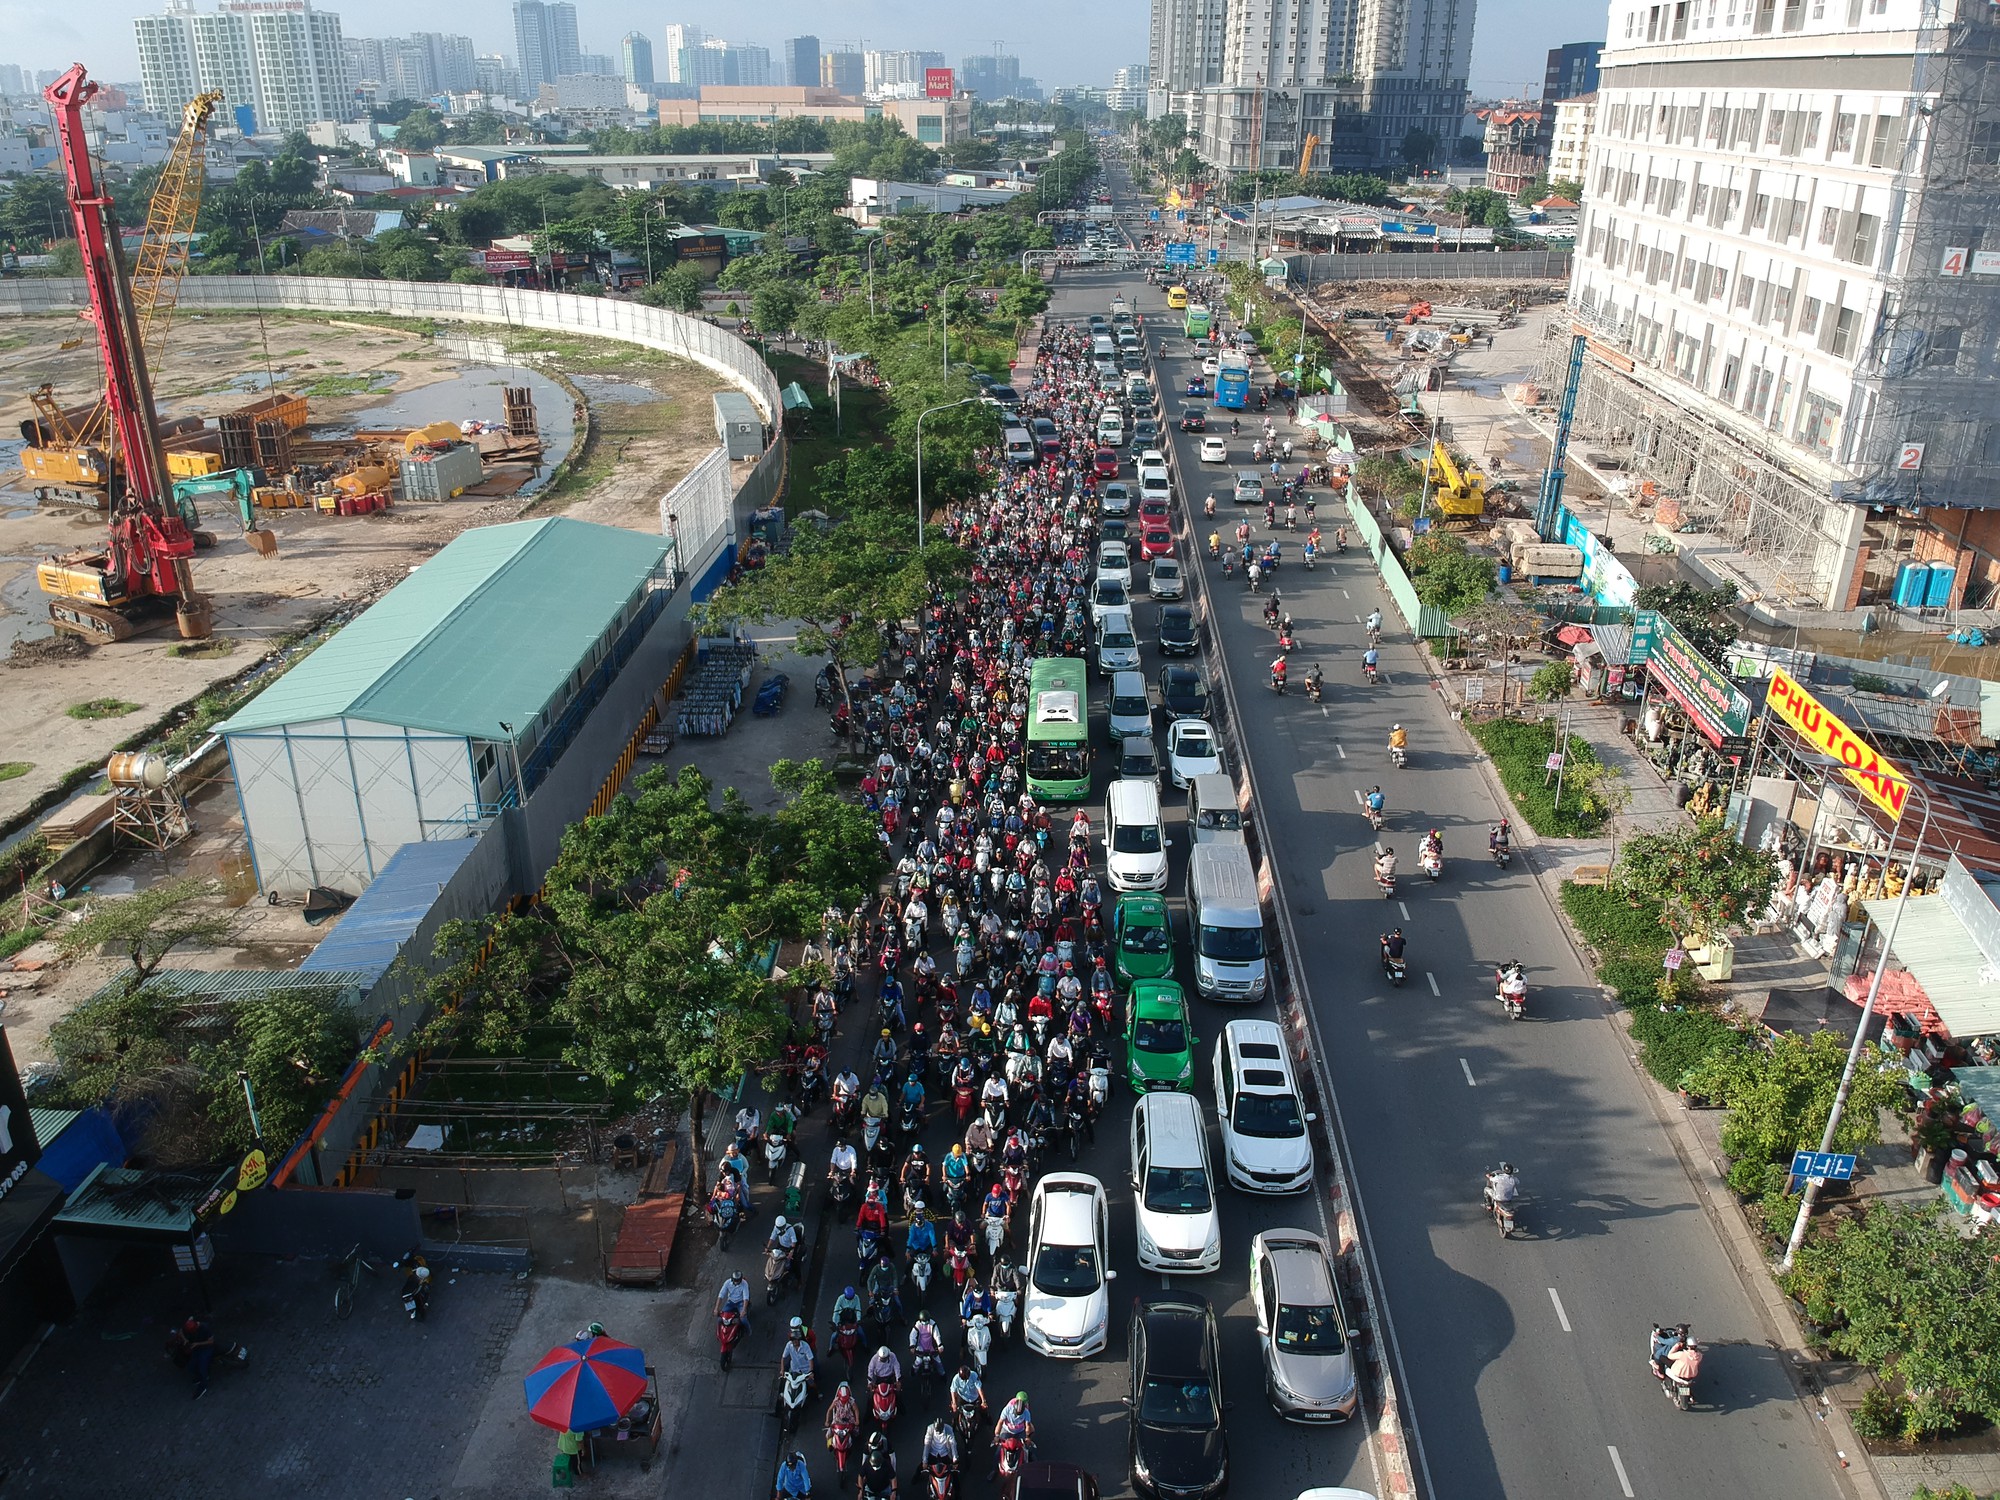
[1214,353,1250,409]
[1183,304,1213,340]
[1026,657,1092,802]
[1166,285,1189,310]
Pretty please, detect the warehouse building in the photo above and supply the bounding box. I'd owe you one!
[221,517,674,896]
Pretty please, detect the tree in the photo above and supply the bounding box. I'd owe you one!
[1529,661,1576,701]
[1615,813,1778,943]
[1410,549,1497,617]
[1400,128,1442,170]
[390,108,444,150]
[639,263,704,311]
[1565,761,1633,865]
[1550,177,1584,202]
[751,282,802,335]
[0,175,72,248]
[1632,579,1740,665]
[56,876,233,992]
[1444,186,1514,230]
[1784,1206,2000,1438]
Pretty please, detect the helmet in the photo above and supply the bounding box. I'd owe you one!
[881,1028,893,1038]
[878,1346,893,1359]
[1015,1391,1029,1403]
[868,1432,888,1452]
[414,1265,431,1281]
[790,1316,804,1332]
[950,1143,965,1156]
[775,1216,788,1231]
[182,1317,200,1337]
[844,1284,856,1298]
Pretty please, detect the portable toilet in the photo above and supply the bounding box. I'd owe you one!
[1893,561,1929,609]
[1925,561,1958,609]
[712,392,765,460]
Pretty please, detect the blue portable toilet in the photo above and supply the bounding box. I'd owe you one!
[1925,561,1958,609]
[1893,561,1929,609]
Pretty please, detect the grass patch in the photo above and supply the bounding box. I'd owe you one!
[500,328,687,372]
[0,762,31,782]
[762,349,892,485]
[1467,717,1607,836]
[1628,1002,1749,1087]
[300,372,394,398]
[169,637,238,660]
[275,348,310,359]
[0,927,48,961]
[1559,882,1672,964]
[67,698,140,721]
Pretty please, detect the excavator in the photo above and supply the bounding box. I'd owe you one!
[34,63,216,643]
[1425,440,1488,528]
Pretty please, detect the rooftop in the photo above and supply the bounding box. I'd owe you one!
[219,518,670,741]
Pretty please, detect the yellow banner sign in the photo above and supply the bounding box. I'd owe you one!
[1767,666,1912,819]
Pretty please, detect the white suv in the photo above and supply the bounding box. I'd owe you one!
[1213,1021,1315,1193]
[1024,1173,1114,1358]
[1130,1092,1222,1273]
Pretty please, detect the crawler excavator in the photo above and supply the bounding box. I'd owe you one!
[34,63,213,643]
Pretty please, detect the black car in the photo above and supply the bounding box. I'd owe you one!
[1128,1298,1228,1500]
[1132,419,1161,446]
[1179,406,1208,433]
[1102,517,1131,543]
[1158,665,1212,720]
[1158,605,1198,657]
[989,384,1021,408]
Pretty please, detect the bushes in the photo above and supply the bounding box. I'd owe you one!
[1559,882,1672,963]
[1467,718,1607,836]
[1627,1003,1749,1088]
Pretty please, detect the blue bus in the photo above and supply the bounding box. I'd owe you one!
[1214,353,1250,410]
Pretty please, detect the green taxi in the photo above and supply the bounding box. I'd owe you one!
[1125,980,1197,1092]
[1111,892,1175,987]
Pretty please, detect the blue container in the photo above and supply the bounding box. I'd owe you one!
[1498,563,1512,584]
[1925,561,1957,609]
[1893,561,1929,609]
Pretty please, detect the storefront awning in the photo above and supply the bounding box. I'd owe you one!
[1861,895,2000,1037]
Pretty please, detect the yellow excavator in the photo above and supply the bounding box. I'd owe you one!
[1425,440,1488,527]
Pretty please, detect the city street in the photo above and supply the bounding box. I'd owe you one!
[1082,156,1856,1500]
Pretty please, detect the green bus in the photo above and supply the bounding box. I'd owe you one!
[1183,304,1213,340]
[1026,657,1092,802]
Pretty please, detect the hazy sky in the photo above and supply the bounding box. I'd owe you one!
[6,0,1608,103]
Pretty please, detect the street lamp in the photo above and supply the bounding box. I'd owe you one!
[864,238,878,319]
[915,397,983,549]
[939,274,978,378]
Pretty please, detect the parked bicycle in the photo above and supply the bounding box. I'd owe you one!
[333,1242,383,1320]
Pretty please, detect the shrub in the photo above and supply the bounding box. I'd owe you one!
[1529,661,1576,701]
[1598,956,1669,1007]
[1849,1383,1905,1442]
[1560,882,1672,961]
[1467,717,1607,836]
[1626,1003,1747,1088]
[1909,1484,1980,1500]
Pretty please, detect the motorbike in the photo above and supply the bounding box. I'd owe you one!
[766,1127,792,1184]
[993,1284,1019,1338]
[780,1367,811,1436]
[828,1409,858,1476]
[165,1325,249,1380]
[767,1244,800,1304]
[870,1376,901,1432]
[1380,945,1407,986]
[1418,843,1443,883]
[1365,802,1385,834]
[984,1213,1008,1259]
[1490,826,1512,869]
[1650,1323,1697,1410]
[832,1310,863,1370]
[964,1311,993,1372]
[1483,1168,1522,1238]
[1363,660,1379,685]
[1374,861,1396,899]
[911,1250,935,1302]
[829,1166,857,1215]
[1496,961,1528,1020]
[949,1240,976,1290]
[717,1308,746,1370]
[866,1288,899,1344]
[395,1246,431,1322]
[1271,667,1286,695]
[995,1434,1029,1495]
[1306,674,1322,703]
[1305,547,1316,571]
[1389,742,1407,769]
[924,1458,959,1500]
[862,1111,886,1155]
[709,1189,743,1246]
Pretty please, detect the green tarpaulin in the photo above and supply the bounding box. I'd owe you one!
[781,382,813,411]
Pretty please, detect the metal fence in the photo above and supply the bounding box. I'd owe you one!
[1283,249,1573,284]
[0,274,783,422]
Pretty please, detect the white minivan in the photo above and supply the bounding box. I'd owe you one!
[1105,779,1169,892]
[1095,608,1141,676]
[1214,1020,1315,1194]
[1187,843,1267,1000]
[1130,1091,1222,1273]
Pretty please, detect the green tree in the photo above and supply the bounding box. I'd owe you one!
[1633,580,1740,665]
[1615,813,1778,944]
[751,282,802,334]
[1550,177,1584,202]
[1410,549,1496,616]
[390,108,445,150]
[56,876,233,992]
[639,263,704,311]
[1785,1206,2000,1438]
[1400,128,1442,170]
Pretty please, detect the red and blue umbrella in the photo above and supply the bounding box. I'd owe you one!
[524,1335,650,1432]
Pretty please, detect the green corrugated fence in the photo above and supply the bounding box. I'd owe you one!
[1344,497,1457,638]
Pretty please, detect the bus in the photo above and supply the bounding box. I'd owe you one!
[1166,285,1189,310]
[1214,353,1250,409]
[1026,657,1092,802]
[1183,304,1213,340]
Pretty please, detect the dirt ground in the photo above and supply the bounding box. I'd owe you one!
[0,313,728,833]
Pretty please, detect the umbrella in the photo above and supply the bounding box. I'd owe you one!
[524,1335,650,1433]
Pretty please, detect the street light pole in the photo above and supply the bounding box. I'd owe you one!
[915,397,982,549]
[865,239,877,319]
[940,275,977,378]
[1779,780,1934,1272]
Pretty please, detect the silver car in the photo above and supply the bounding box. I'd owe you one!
[1249,1230,1358,1422]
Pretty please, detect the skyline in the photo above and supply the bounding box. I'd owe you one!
[3,0,1608,104]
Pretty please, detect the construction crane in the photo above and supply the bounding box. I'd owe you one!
[34,62,211,644]
[1535,330,1590,541]
[1299,134,1320,178]
[1425,439,1488,527]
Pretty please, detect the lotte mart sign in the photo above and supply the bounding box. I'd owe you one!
[1766,666,1912,819]
[1629,610,1752,746]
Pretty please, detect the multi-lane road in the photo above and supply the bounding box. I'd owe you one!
[1020,157,1853,1500]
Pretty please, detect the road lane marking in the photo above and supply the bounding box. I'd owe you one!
[1429,972,1442,998]
[1333,737,1343,752]
[1548,1288,1572,1332]
[1458,1056,1473,1084]
[1398,901,1410,920]
[1607,1446,1634,1498]
[1341,589,1350,599]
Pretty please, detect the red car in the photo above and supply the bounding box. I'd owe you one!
[1093,448,1120,478]
[1140,526,1175,559]
[1139,498,1170,525]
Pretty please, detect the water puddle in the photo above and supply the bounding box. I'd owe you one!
[0,554,54,652]
[571,374,662,406]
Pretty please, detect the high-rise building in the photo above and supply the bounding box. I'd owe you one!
[959,52,1023,101]
[820,50,864,95]
[1565,0,2000,612]
[344,31,474,101]
[474,52,522,100]
[1547,93,1594,188]
[1543,40,1601,106]
[0,64,28,97]
[864,50,945,99]
[1109,64,1150,112]
[514,0,580,93]
[621,33,653,87]
[781,36,820,89]
[1158,0,1472,174]
[682,39,772,88]
[135,0,347,130]
[661,23,703,84]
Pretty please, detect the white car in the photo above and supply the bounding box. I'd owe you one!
[1090,575,1131,625]
[1097,541,1134,591]
[1202,355,1220,377]
[1167,718,1223,788]
[1024,1173,1113,1358]
[1140,474,1172,507]
[1149,556,1185,600]
[1138,448,1168,471]
[1131,1092,1222,1274]
[1199,437,1229,463]
[1213,1020,1316,1194]
[1098,415,1127,447]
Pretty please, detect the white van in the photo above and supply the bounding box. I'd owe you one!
[1092,335,1118,361]
[1188,774,1246,847]
[1095,608,1141,676]
[1130,1092,1222,1273]
[1105,779,1169,892]
[1003,426,1035,465]
[1186,843,1267,1000]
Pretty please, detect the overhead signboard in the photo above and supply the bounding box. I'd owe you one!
[1766,666,1912,819]
[925,68,954,99]
[1163,241,1197,264]
[1631,609,1752,745]
[482,249,533,272]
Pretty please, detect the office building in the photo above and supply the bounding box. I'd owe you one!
[1109,64,1150,112]
[1543,40,1601,106]
[620,33,652,87]
[782,35,820,90]
[1547,92,1594,187]
[820,50,864,95]
[1562,0,2000,613]
[661,23,702,84]
[959,52,1022,101]
[134,0,347,132]
[513,0,580,94]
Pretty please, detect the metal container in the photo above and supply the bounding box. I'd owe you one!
[399,442,484,501]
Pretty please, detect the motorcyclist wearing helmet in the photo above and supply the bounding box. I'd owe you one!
[861,1431,899,1500]
[768,1214,802,1259]
[867,1344,904,1389]
[775,1450,814,1500]
[1389,723,1408,752]
[905,1206,939,1265]
[1483,1162,1521,1215]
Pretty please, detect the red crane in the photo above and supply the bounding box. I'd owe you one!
[36,62,211,642]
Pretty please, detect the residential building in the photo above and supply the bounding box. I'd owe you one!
[0,64,28,97]
[820,51,864,95]
[621,33,653,87]
[135,0,347,132]
[1564,0,2000,614]
[513,0,580,94]
[1548,92,1595,187]
[474,53,522,101]
[782,36,820,90]
[546,73,642,112]
[1543,40,1601,105]
[345,32,474,102]
[1109,64,1150,113]
[578,53,616,75]
[960,52,1023,101]
[661,23,702,85]
[1480,102,1544,198]
[864,50,945,99]
[1147,0,1226,120]
[681,39,772,89]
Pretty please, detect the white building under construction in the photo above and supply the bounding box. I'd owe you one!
[1563,0,2000,615]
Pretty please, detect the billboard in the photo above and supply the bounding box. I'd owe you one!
[1766,667,1911,819]
[925,68,954,99]
[482,249,533,272]
[1630,610,1752,746]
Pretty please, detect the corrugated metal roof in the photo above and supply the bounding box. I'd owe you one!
[83,968,372,1006]
[1862,896,2000,1037]
[300,838,478,982]
[53,1165,206,1236]
[218,518,669,739]
[29,1107,80,1150]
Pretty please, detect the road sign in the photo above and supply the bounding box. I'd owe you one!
[1163,241,1197,265]
[1206,248,1219,264]
[1544,753,1565,771]
[1790,1150,1858,1181]
[1149,210,1161,220]
[1663,947,1686,971]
